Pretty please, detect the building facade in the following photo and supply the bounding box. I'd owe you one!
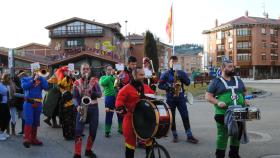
[176,52,203,73]
[203,12,280,79]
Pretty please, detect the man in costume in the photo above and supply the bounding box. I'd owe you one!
[158,56,198,144]
[118,56,137,90]
[73,63,102,158]
[115,67,155,158]
[205,60,249,158]
[58,76,76,140]
[43,66,69,128]
[21,69,48,148]
[99,66,123,137]
[143,57,158,92]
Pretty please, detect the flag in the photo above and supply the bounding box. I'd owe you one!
[166,5,173,43]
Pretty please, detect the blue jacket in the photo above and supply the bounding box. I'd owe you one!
[0,82,8,104]
[21,76,48,99]
[158,69,190,101]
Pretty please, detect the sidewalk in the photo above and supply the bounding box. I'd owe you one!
[242,79,280,84]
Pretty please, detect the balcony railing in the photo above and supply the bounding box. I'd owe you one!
[49,29,104,38]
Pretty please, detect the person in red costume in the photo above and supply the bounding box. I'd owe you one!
[115,67,155,158]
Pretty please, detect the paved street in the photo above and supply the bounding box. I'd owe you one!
[0,83,280,158]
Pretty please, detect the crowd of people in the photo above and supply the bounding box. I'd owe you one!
[0,55,250,158]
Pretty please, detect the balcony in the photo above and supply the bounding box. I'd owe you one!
[236,60,252,66]
[236,36,252,42]
[49,29,104,38]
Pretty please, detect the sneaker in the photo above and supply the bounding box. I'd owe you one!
[172,135,178,143]
[187,136,199,144]
[105,132,110,138]
[18,131,24,135]
[0,133,7,141]
[3,132,10,138]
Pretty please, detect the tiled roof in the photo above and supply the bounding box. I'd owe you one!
[127,34,144,40]
[14,43,50,50]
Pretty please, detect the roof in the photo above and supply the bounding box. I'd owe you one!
[203,15,280,33]
[127,34,144,40]
[50,51,118,66]
[14,43,50,50]
[45,17,120,30]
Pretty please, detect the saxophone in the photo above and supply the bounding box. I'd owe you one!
[79,78,91,123]
[174,70,182,97]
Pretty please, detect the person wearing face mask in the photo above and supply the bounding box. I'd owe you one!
[73,63,102,158]
[205,60,249,158]
[115,67,155,158]
[118,56,137,90]
[158,56,199,144]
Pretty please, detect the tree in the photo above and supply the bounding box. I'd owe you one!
[144,30,159,73]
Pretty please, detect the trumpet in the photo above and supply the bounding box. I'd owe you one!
[79,96,91,123]
[38,69,50,78]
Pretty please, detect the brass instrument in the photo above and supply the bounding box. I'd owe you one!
[173,70,181,97]
[79,96,91,122]
[38,69,49,78]
[113,71,121,88]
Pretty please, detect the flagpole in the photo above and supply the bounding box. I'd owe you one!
[172,3,175,55]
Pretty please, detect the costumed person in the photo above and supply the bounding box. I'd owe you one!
[58,76,76,140]
[158,56,199,144]
[43,66,69,128]
[143,57,158,92]
[14,70,26,135]
[115,67,155,158]
[99,65,123,137]
[73,63,102,158]
[21,69,48,148]
[205,60,249,158]
[0,73,11,141]
[118,56,137,90]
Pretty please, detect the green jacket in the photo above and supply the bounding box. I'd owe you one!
[99,75,116,96]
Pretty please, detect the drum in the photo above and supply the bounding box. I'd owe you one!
[132,99,172,140]
[232,107,261,121]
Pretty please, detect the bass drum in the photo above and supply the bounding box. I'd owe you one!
[132,99,172,141]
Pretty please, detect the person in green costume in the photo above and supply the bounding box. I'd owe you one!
[205,60,250,158]
[99,66,123,137]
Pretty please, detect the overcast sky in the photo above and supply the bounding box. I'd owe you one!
[0,0,279,48]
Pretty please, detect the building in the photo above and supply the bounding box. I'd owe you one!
[203,11,280,79]
[176,52,203,73]
[127,33,172,71]
[0,17,125,76]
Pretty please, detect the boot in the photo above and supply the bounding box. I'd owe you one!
[216,149,226,158]
[11,123,16,136]
[74,137,82,158]
[23,125,32,148]
[145,146,155,158]
[31,127,43,146]
[172,135,178,143]
[105,124,111,138]
[125,147,135,158]
[229,146,241,158]
[85,150,97,158]
[86,136,94,151]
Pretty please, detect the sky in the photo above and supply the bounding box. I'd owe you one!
[0,0,280,48]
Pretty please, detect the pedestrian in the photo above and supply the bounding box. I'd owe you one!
[205,59,250,158]
[73,63,102,158]
[0,73,11,141]
[158,56,199,144]
[7,74,17,136]
[99,66,123,137]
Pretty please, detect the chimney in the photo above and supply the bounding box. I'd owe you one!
[245,10,249,17]
[215,19,218,27]
[265,13,269,19]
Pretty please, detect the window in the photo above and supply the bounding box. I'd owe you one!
[271,50,278,60]
[261,28,266,35]
[228,42,233,49]
[262,42,266,48]
[216,31,225,39]
[53,26,66,35]
[237,42,251,49]
[270,29,278,36]
[261,53,266,60]
[65,39,84,48]
[217,44,224,51]
[271,42,278,48]
[237,28,251,36]
[237,53,251,61]
[67,21,84,35]
[85,23,103,34]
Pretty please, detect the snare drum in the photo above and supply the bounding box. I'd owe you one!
[232,107,261,121]
[132,99,172,140]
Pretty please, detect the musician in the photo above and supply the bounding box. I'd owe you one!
[143,57,158,92]
[118,56,137,90]
[158,56,198,144]
[73,63,102,158]
[21,69,48,148]
[58,76,76,140]
[205,60,249,158]
[115,67,155,158]
[99,66,123,137]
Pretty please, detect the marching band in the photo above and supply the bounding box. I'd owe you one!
[0,56,258,158]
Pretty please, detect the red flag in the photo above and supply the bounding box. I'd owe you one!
[166,5,173,43]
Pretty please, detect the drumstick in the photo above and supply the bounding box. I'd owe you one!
[105,108,122,114]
